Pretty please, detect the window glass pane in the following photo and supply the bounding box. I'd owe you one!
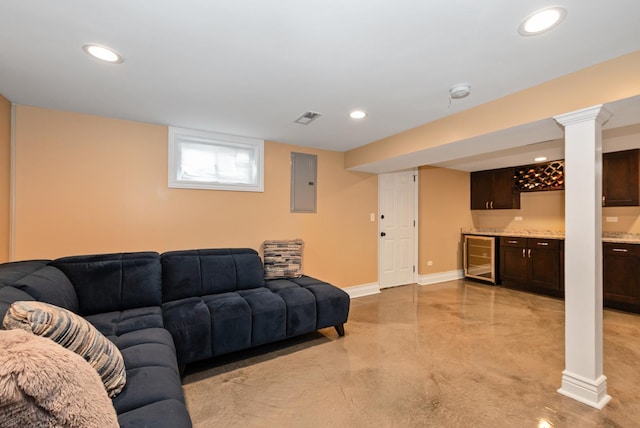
[178,142,257,185]
[168,127,264,192]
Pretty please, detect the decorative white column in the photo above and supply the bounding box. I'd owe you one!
[554,105,612,409]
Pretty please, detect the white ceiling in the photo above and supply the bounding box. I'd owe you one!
[1,1,640,168]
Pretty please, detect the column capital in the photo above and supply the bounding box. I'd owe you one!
[554,104,612,127]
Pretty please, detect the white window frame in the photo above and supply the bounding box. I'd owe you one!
[168,126,264,192]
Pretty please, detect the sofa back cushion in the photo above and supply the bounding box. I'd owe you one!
[0,284,35,322]
[0,260,79,313]
[51,252,162,316]
[161,248,265,302]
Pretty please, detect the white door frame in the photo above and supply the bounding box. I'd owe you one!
[378,168,419,289]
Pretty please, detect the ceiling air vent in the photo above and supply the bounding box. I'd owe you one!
[294,111,322,125]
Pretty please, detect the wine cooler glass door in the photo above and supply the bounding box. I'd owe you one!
[464,235,496,284]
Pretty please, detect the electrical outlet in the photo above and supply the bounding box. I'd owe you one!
[514,216,523,221]
[606,217,618,223]
[427,261,433,266]
[370,213,375,222]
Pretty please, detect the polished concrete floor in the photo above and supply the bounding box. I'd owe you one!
[183,280,640,427]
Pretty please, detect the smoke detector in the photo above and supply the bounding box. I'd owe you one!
[449,84,471,100]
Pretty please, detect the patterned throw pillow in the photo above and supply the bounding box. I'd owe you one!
[0,329,119,428]
[263,239,304,279]
[2,301,126,398]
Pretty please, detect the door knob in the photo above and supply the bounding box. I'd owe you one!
[380,232,386,237]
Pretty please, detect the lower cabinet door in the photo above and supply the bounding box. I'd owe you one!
[500,245,528,289]
[603,243,640,312]
[528,246,562,296]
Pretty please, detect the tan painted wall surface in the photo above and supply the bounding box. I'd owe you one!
[472,191,565,232]
[346,51,640,169]
[418,166,473,274]
[473,190,640,234]
[13,105,378,288]
[0,94,10,262]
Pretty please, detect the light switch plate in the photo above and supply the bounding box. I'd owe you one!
[514,216,523,221]
[606,217,618,223]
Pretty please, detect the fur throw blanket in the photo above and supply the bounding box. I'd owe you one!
[0,329,118,428]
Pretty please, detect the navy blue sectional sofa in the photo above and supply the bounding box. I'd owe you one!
[0,248,350,427]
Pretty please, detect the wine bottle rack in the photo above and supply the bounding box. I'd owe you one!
[514,160,564,192]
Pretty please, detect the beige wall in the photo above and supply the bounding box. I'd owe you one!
[346,51,640,170]
[418,166,473,274]
[473,189,640,234]
[472,191,565,231]
[12,105,378,288]
[0,94,10,262]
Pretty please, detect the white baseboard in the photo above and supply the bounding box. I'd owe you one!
[417,269,464,286]
[344,282,381,299]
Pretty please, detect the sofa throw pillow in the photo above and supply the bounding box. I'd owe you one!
[2,300,126,398]
[263,239,304,279]
[0,328,119,428]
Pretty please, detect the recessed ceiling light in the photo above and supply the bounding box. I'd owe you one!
[349,110,367,119]
[535,156,548,162]
[82,44,124,64]
[518,7,567,36]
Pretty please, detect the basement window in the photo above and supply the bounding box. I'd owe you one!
[168,126,264,192]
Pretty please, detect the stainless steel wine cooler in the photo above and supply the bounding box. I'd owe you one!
[463,235,497,284]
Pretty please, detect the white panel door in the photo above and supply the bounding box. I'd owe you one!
[379,170,416,288]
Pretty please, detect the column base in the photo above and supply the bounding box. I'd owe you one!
[558,371,611,409]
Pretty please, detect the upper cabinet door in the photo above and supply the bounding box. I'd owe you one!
[470,167,520,210]
[603,149,640,207]
[491,167,520,209]
[470,170,493,210]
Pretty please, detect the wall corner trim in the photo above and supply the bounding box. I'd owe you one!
[344,282,381,299]
[417,270,464,285]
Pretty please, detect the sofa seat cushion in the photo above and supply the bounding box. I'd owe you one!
[203,292,252,357]
[236,288,286,346]
[162,297,214,364]
[117,399,192,428]
[108,328,189,424]
[86,306,164,337]
[267,275,350,330]
[269,286,317,337]
[163,277,349,365]
[110,328,180,374]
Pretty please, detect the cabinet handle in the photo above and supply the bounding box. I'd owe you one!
[522,249,525,258]
[508,240,518,244]
[490,201,494,209]
[612,248,628,253]
[485,201,489,209]
[528,249,532,258]
[602,195,606,206]
[537,242,549,246]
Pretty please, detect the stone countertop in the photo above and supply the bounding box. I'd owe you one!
[461,228,640,244]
